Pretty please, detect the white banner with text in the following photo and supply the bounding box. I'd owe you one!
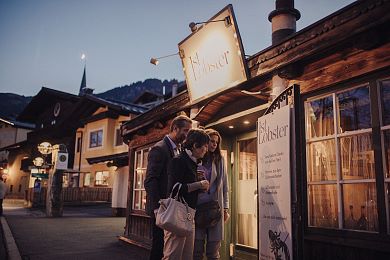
[258,105,292,260]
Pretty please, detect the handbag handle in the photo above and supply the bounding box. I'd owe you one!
[170,182,182,199]
[169,182,191,208]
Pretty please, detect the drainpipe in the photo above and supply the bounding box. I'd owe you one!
[269,0,301,100]
[76,131,83,188]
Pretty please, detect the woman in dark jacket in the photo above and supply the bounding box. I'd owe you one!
[163,128,210,260]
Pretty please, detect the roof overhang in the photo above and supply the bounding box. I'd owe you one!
[86,152,128,167]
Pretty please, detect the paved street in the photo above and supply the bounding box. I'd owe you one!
[3,200,149,260]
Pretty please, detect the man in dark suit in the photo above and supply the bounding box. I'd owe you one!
[144,114,192,260]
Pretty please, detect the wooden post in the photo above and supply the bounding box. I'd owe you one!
[46,169,63,217]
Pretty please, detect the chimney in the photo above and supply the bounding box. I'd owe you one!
[269,0,300,100]
[172,84,178,97]
[268,0,300,45]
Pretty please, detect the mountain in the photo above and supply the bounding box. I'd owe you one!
[0,78,183,120]
[0,93,32,120]
[96,78,181,102]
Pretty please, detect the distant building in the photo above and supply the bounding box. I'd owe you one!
[0,117,34,196]
[73,94,147,215]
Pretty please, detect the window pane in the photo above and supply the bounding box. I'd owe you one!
[338,85,371,133]
[340,134,375,180]
[308,185,338,228]
[97,130,103,146]
[343,183,378,232]
[133,191,141,209]
[90,132,97,147]
[307,140,337,181]
[306,96,334,138]
[143,150,149,168]
[136,151,142,169]
[141,191,147,210]
[384,130,390,178]
[380,79,390,126]
[134,170,144,189]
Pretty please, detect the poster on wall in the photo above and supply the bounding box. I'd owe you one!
[257,105,292,260]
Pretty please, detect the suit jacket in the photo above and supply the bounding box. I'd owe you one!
[167,150,199,209]
[144,136,175,217]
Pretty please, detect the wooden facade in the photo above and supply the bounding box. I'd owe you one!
[120,92,190,249]
[121,0,390,259]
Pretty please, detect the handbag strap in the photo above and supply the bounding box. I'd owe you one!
[170,182,192,214]
[170,182,182,199]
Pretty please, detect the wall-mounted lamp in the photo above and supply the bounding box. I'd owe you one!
[189,16,232,32]
[150,52,179,65]
[33,157,44,167]
[37,142,53,155]
[241,90,262,95]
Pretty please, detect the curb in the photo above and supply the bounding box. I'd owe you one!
[0,216,22,260]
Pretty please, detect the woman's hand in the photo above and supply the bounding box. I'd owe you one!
[224,209,230,223]
[187,180,210,192]
[200,180,210,191]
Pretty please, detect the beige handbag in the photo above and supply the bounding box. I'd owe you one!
[156,183,196,236]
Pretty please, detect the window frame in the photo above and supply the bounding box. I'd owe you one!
[95,171,109,186]
[302,75,389,239]
[89,128,103,148]
[132,145,151,211]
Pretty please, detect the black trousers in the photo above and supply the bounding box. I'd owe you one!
[0,199,3,216]
[150,219,164,260]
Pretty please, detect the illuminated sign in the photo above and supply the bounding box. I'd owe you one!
[178,4,248,104]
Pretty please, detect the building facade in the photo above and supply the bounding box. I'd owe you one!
[121,0,390,259]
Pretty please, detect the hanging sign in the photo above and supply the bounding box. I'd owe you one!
[178,4,248,104]
[257,105,292,260]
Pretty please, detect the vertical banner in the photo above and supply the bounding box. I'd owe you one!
[258,105,292,260]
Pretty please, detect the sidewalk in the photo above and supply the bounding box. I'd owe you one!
[0,199,149,260]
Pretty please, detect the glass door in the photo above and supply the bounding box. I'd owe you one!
[235,133,258,249]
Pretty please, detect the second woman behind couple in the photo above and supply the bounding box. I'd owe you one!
[163,128,229,260]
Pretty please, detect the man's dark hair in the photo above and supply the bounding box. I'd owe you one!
[183,128,209,150]
[170,115,192,132]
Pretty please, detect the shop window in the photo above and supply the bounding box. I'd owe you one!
[95,171,109,186]
[132,147,150,211]
[305,84,378,232]
[379,79,390,233]
[89,129,103,148]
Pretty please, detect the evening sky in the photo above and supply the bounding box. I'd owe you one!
[0,0,354,96]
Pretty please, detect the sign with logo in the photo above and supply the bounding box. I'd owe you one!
[178,4,248,104]
[52,150,68,171]
[257,105,292,260]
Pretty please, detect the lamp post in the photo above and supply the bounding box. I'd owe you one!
[36,142,67,217]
